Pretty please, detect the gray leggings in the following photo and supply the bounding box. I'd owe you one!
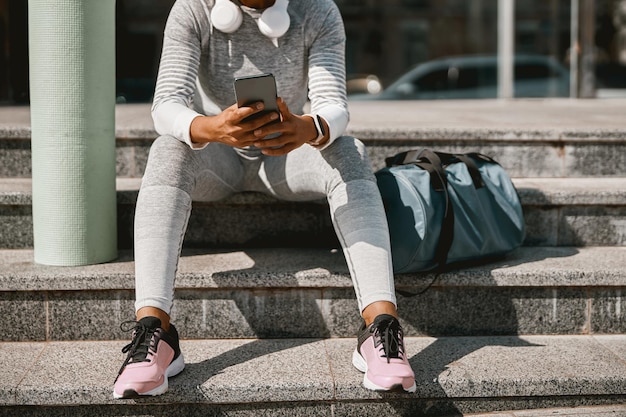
[134,135,396,315]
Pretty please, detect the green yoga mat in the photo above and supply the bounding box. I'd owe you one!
[28,0,117,265]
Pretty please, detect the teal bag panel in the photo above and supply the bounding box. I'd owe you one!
[375,164,447,273]
[376,149,525,273]
[444,159,525,264]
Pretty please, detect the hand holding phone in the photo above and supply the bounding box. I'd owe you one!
[233,73,313,154]
[234,73,280,125]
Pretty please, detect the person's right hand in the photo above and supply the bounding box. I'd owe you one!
[189,101,280,148]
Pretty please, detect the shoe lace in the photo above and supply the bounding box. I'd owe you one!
[371,318,406,364]
[114,320,158,382]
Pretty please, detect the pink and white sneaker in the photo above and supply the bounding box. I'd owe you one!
[352,314,416,392]
[113,316,185,399]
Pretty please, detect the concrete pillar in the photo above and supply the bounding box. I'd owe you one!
[498,0,515,99]
[28,0,117,265]
[579,0,596,98]
[570,0,580,98]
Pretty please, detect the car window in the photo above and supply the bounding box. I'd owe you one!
[414,68,450,92]
[515,63,559,80]
[413,64,498,92]
[455,66,497,89]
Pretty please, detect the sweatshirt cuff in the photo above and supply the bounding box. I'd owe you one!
[313,104,349,151]
[152,102,207,150]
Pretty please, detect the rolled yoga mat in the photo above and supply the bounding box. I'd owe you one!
[28,0,117,265]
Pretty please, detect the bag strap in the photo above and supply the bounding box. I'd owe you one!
[415,149,455,270]
[467,152,499,165]
[455,154,484,189]
[388,149,490,190]
[384,150,420,167]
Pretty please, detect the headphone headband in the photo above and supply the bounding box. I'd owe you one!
[211,0,290,39]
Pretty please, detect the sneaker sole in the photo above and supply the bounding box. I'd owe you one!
[352,349,417,393]
[113,353,185,399]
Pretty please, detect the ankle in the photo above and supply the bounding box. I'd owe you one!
[137,307,171,332]
[362,301,398,326]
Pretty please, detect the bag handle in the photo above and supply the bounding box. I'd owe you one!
[428,151,484,189]
[386,149,486,189]
[385,149,447,191]
[384,150,419,167]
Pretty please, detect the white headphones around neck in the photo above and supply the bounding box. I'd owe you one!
[211,0,290,39]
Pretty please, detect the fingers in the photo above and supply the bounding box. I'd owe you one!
[232,97,303,155]
[252,97,310,154]
[233,101,263,122]
[238,104,280,130]
[276,97,289,117]
[223,102,274,145]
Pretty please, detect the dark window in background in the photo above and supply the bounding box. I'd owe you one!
[115,0,174,103]
[0,0,174,105]
[515,63,555,80]
[0,0,29,104]
[0,0,624,104]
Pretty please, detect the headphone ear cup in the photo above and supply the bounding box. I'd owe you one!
[211,0,243,34]
[258,1,290,38]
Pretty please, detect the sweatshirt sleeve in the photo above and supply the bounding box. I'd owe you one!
[151,0,206,149]
[306,2,349,148]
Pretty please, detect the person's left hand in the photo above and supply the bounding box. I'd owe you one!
[252,97,318,156]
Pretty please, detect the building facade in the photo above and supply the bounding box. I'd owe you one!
[0,0,624,104]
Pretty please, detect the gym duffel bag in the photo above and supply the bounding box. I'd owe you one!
[375,149,525,273]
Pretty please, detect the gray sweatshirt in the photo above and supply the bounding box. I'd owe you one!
[151,0,349,152]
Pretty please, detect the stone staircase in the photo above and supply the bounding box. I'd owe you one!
[1,100,625,416]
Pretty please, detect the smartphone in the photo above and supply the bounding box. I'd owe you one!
[234,73,279,125]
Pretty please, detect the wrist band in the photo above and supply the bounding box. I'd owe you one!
[304,114,326,146]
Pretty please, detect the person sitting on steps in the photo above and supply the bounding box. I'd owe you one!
[113,0,416,398]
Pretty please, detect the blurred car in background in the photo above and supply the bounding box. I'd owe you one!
[349,54,570,100]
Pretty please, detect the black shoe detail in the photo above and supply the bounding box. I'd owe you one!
[356,314,406,364]
[114,316,181,383]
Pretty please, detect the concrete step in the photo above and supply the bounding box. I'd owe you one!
[1,246,625,342]
[1,100,626,178]
[466,404,626,417]
[1,335,625,416]
[2,177,626,249]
